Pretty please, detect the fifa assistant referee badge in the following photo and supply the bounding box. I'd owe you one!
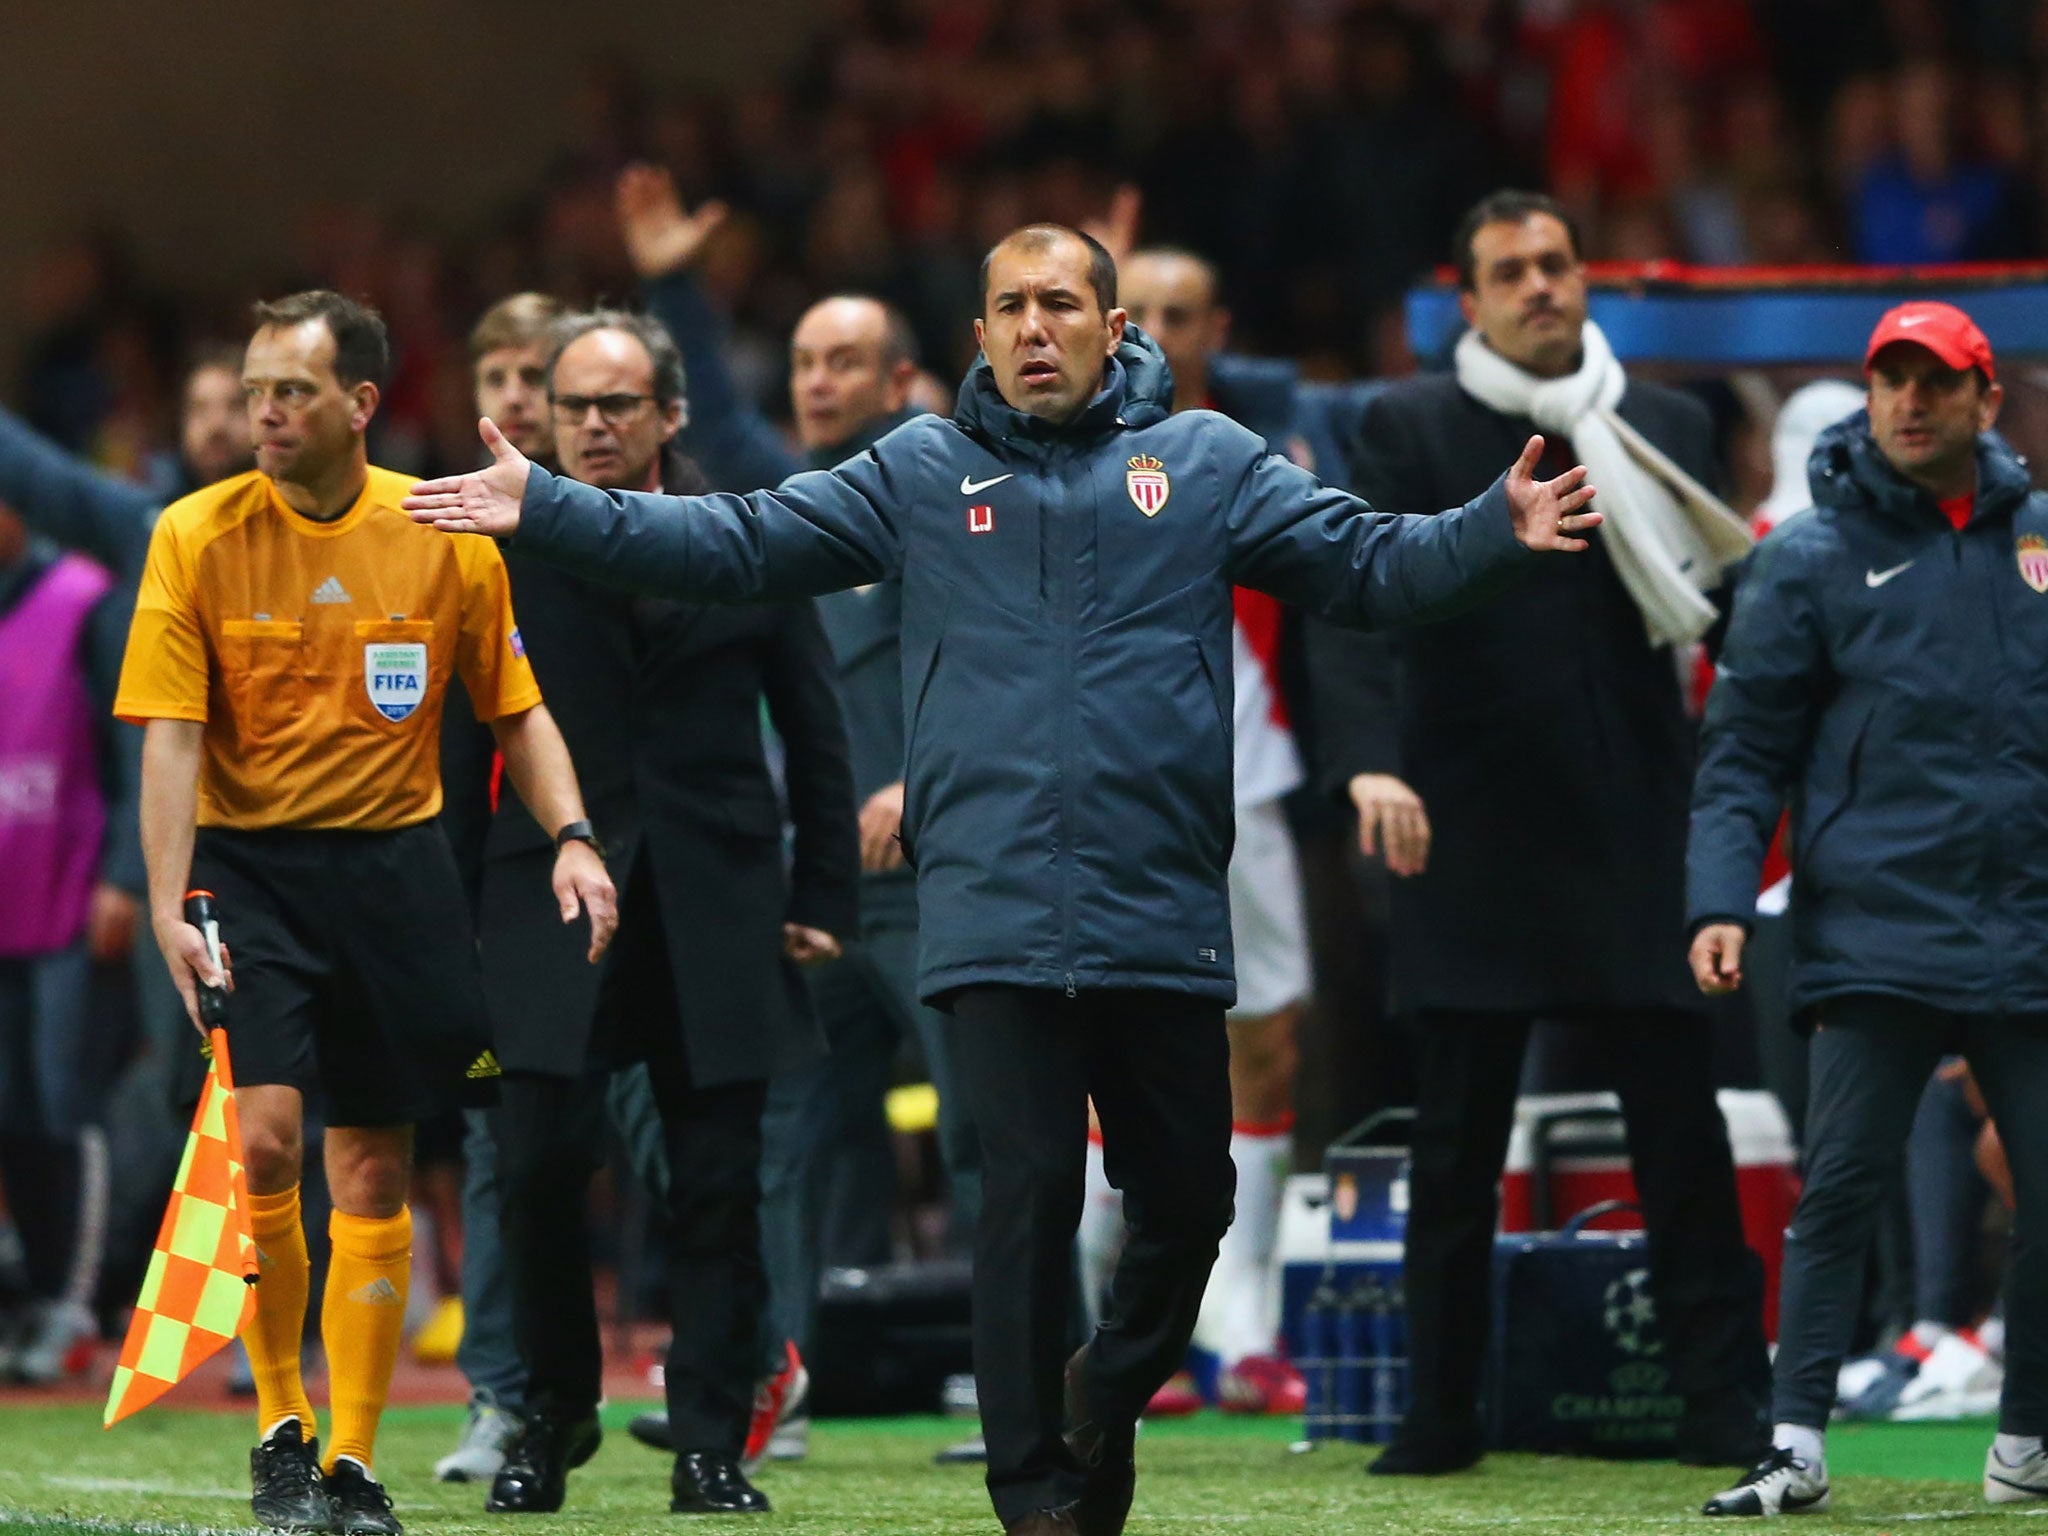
[554,818,607,859]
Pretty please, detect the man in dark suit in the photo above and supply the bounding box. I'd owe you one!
[610,168,978,1469]
[474,309,858,1516]
[1308,190,1771,1476]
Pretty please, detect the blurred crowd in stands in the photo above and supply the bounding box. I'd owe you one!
[15,0,2048,486]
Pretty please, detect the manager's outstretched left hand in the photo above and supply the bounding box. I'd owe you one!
[405,417,532,537]
[1505,434,1601,552]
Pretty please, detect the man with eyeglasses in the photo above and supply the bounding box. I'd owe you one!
[476,308,858,1518]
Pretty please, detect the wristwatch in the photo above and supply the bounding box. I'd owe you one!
[554,818,606,858]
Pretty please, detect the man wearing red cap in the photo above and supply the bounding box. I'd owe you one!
[1691,299,2048,1515]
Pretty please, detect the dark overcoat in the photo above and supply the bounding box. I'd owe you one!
[451,457,859,1084]
[1308,371,1719,1016]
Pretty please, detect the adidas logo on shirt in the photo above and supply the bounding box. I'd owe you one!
[348,1276,404,1307]
[311,577,352,605]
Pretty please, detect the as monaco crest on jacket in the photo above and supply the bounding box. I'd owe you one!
[2020,534,2048,594]
[1126,454,1170,517]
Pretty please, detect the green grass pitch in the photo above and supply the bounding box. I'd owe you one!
[0,1404,2026,1535]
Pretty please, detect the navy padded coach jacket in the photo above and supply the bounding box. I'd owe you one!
[1691,416,2048,1018]
[510,329,1535,1005]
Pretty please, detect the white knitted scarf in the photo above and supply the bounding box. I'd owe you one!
[1454,321,1753,646]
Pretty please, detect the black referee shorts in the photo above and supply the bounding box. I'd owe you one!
[190,820,498,1127]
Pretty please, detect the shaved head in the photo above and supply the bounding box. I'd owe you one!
[789,294,917,453]
[1122,247,1229,411]
[979,225,1118,317]
[1126,247,1220,309]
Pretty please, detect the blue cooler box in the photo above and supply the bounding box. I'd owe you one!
[1483,1201,1679,1457]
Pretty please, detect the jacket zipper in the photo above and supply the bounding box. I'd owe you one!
[1974,524,2013,1008]
[1051,442,1079,994]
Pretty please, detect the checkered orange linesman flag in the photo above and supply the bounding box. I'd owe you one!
[103,1028,259,1426]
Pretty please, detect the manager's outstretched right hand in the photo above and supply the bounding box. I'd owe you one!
[405,418,532,537]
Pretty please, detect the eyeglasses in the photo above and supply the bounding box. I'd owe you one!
[551,393,656,425]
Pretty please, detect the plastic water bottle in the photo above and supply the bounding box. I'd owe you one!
[1336,1276,1373,1442]
[1384,1277,1410,1427]
[1299,1277,1341,1442]
[1366,1275,1399,1440]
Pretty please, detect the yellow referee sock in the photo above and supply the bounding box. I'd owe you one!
[320,1207,412,1474]
[245,1185,318,1442]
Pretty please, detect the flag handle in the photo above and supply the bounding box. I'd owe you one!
[184,889,229,1029]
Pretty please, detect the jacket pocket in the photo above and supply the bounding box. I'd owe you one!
[898,602,951,871]
[217,619,307,746]
[1070,584,1233,945]
[1181,588,1232,745]
[1795,698,1876,881]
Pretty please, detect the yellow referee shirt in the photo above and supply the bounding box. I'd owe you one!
[116,465,542,831]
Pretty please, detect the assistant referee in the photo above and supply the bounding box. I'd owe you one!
[117,291,615,1536]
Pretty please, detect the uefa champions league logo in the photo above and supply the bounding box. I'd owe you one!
[1547,1262,1678,1428]
[1601,1267,1663,1358]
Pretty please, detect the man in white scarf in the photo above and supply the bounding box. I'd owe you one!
[1453,301,1752,648]
[1310,189,1772,1483]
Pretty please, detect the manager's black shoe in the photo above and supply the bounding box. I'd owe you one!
[249,1419,335,1533]
[325,1458,402,1536]
[1367,1428,1484,1477]
[629,1411,674,1452]
[485,1412,602,1514]
[1062,1347,1135,1536]
[1675,1388,1772,1468]
[670,1451,770,1514]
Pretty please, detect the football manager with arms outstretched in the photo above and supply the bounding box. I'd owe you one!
[409,223,1600,1536]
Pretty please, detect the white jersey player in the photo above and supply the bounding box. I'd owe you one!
[1080,590,1313,1416]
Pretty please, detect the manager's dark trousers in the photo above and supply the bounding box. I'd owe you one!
[950,986,1234,1525]
[494,1053,768,1457]
[1774,995,2048,1434]
[1399,1008,1769,1443]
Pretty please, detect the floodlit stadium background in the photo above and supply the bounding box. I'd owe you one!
[8,0,2046,484]
[4,2,2046,1529]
